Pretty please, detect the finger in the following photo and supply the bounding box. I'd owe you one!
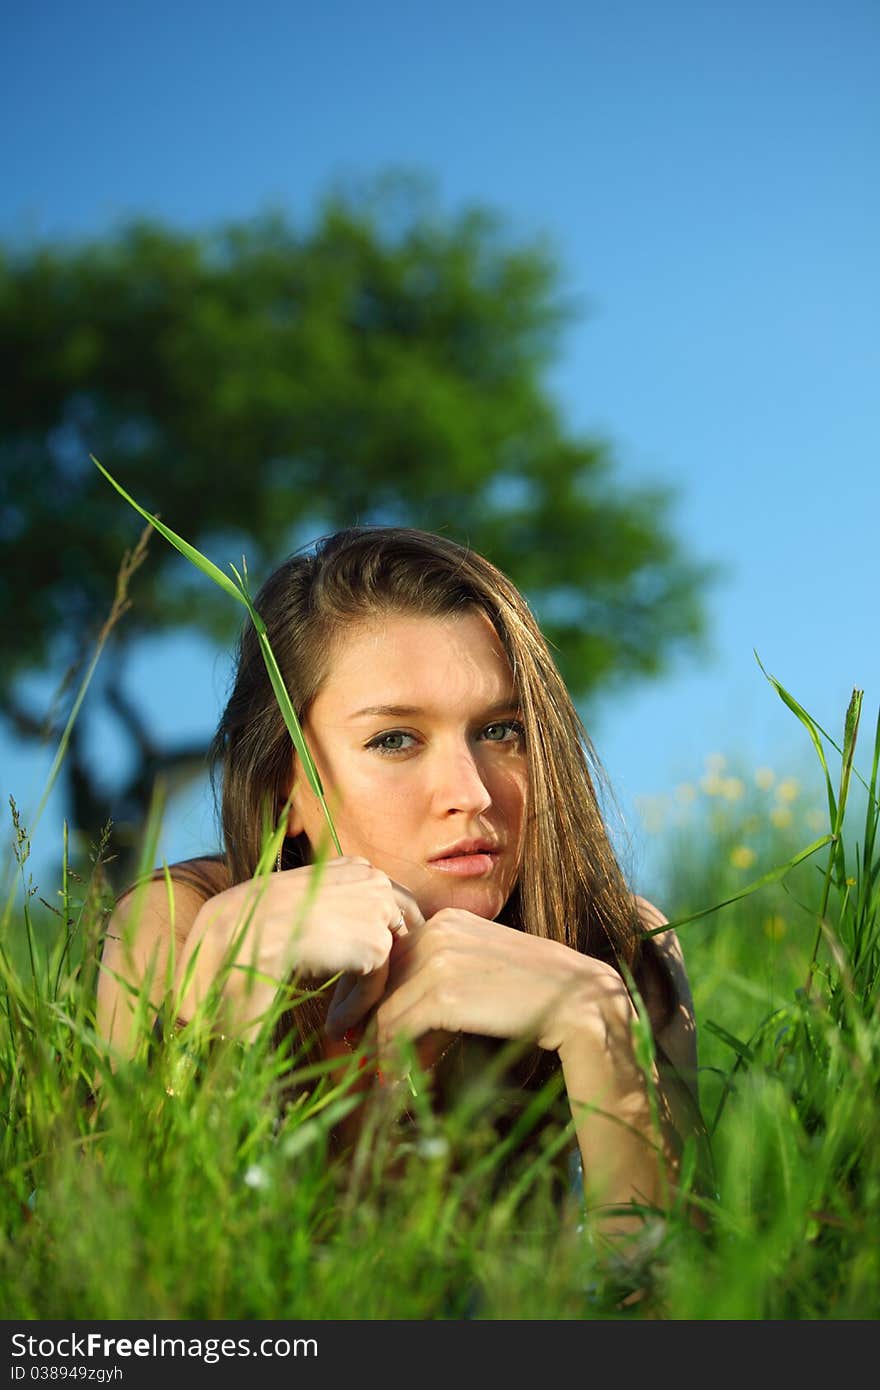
[374,976,440,1052]
[389,879,426,931]
[325,962,389,1040]
[389,905,408,938]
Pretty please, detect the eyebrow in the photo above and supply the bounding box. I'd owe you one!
[348,698,521,721]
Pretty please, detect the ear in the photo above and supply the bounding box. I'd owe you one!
[281,762,305,837]
[285,795,305,838]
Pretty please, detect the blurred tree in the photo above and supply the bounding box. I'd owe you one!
[0,175,711,876]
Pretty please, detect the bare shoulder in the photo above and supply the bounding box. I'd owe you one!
[97,858,228,1051]
[108,872,217,952]
[634,896,697,1079]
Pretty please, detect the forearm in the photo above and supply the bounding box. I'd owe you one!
[558,1011,679,1230]
[96,877,208,1057]
[173,897,277,1042]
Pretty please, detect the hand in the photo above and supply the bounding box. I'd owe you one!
[175,856,423,1039]
[367,907,634,1071]
[363,906,676,1220]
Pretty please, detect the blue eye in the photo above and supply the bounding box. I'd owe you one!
[482,720,525,743]
[367,731,415,755]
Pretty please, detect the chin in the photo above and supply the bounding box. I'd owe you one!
[425,884,506,921]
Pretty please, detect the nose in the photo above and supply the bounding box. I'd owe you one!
[431,740,493,817]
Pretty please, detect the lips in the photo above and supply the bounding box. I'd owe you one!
[428,838,502,878]
[428,837,500,862]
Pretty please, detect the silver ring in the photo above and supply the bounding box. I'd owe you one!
[394,907,406,934]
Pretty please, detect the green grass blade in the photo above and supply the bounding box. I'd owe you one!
[755,652,837,825]
[91,456,247,609]
[804,689,862,995]
[644,833,835,937]
[229,564,342,854]
[93,457,341,855]
[703,1019,755,1063]
[837,688,863,833]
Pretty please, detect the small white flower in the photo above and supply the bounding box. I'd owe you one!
[243,1163,270,1191]
[415,1135,450,1160]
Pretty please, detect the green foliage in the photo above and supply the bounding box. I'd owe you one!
[2,679,880,1318]
[0,175,710,863]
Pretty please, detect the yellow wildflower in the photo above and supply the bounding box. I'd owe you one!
[722,777,745,801]
[730,845,756,870]
[770,807,793,829]
[755,767,775,790]
[763,915,787,941]
[777,778,800,803]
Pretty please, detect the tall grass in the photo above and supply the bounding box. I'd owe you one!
[1,502,878,1316]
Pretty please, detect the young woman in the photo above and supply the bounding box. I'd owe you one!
[97,526,699,1229]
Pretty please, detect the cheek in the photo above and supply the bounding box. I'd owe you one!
[330,770,420,846]
[493,762,528,823]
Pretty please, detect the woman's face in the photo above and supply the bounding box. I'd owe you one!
[287,609,528,921]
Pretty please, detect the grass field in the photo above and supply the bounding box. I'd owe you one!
[1,674,878,1321]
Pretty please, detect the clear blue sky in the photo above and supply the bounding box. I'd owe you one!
[3,0,878,894]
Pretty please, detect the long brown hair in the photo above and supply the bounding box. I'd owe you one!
[208,526,666,1059]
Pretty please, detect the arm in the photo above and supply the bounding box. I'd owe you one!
[634,896,700,1146]
[555,980,681,1229]
[96,856,420,1058]
[96,871,214,1057]
[368,903,697,1230]
[558,902,699,1228]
